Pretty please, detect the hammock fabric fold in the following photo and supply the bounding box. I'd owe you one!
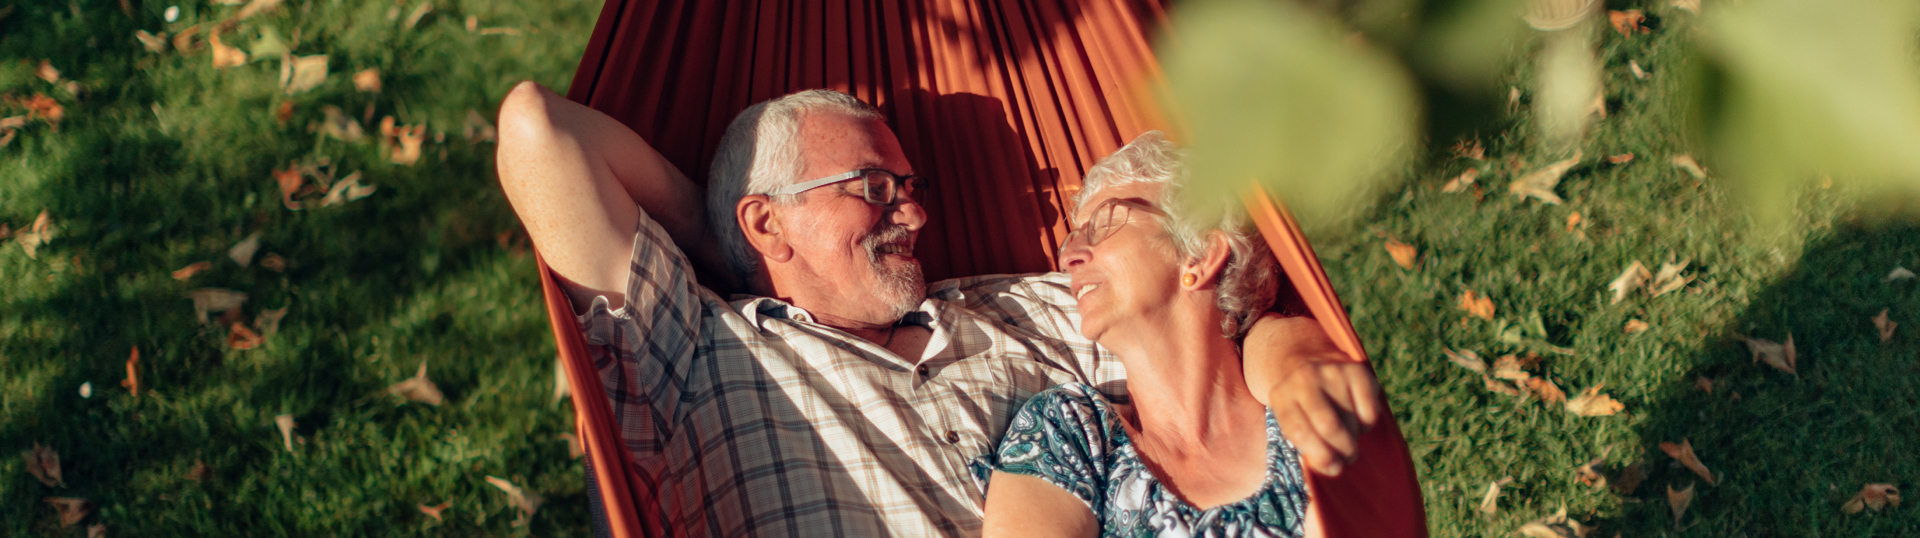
[545,0,1426,536]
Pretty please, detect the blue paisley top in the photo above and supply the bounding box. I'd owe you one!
[979,383,1309,538]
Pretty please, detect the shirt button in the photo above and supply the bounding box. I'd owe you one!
[944,431,960,444]
[915,365,929,377]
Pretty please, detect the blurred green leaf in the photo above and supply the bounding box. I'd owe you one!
[1160,0,1419,228]
[1694,0,1920,219]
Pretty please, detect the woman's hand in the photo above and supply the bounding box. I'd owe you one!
[1241,314,1385,477]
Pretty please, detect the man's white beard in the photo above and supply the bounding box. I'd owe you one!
[863,223,926,321]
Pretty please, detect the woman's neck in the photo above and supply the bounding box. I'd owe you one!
[1101,297,1265,446]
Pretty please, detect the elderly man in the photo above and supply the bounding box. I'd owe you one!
[496,83,1383,536]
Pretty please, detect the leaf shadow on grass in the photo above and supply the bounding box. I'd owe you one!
[1617,209,1920,536]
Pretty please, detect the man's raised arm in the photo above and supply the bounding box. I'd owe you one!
[495,81,733,311]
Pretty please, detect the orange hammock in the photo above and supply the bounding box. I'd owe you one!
[543,0,1426,536]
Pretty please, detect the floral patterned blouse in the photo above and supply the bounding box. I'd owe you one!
[979,383,1309,538]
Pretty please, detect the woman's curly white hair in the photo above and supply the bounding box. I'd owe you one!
[1071,131,1280,340]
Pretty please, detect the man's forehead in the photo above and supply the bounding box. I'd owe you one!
[796,112,909,174]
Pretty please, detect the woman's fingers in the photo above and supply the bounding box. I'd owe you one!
[1275,399,1345,477]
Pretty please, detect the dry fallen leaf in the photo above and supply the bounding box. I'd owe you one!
[485,476,544,527]
[259,253,287,273]
[185,288,248,324]
[229,0,284,22]
[387,361,445,405]
[380,117,426,165]
[1444,348,1487,374]
[87,523,105,538]
[464,109,497,142]
[1459,290,1495,320]
[1516,507,1591,538]
[1610,463,1646,495]
[1384,240,1416,269]
[1483,374,1522,396]
[1668,483,1695,526]
[23,93,64,128]
[0,116,22,129]
[314,105,364,141]
[1574,457,1607,488]
[1491,354,1532,381]
[1606,153,1635,164]
[1740,334,1797,375]
[403,2,433,29]
[172,24,203,53]
[1523,376,1566,403]
[1670,0,1700,14]
[1624,319,1650,334]
[465,14,479,31]
[1509,153,1582,205]
[1650,259,1692,296]
[187,459,212,481]
[1671,154,1709,179]
[1440,169,1478,193]
[1695,376,1713,394]
[1659,439,1716,485]
[210,33,248,68]
[1629,60,1648,80]
[23,442,64,487]
[172,261,213,280]
[122,347,140,398]
[1479,476,1514,514]
[320,171,376,206]
[79,382,92,399]
[15,209,53,258]
[418,501,451,521]
[44,497,90,527]
[0,128,14,148]
[275,414,296,452]
[135,29,169,52]
[281,54,329,94]
[1608,10,1648,37]
[1566,385,1624,416]
[228,231,262,267]
[1608,261,1651,304]
[228,322,264,350]
[1886,266,1916,282]
[1873,309,1896,342]
[37,60,61,83]
[352,68,381,92]
[1841,483,1900,514]
[273,167,309,209]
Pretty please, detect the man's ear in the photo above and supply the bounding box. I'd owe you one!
[738,194,793,263]
[1183,230,1233,289]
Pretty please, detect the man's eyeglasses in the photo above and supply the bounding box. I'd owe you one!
[768,168,925,206]
[1058,198,1168,258]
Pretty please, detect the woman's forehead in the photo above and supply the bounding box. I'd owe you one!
[1073,181,1162,219]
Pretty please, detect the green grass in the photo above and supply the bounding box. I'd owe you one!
[1331,4,1920,536]
[3,0,1915,536]
[1,0,599,534]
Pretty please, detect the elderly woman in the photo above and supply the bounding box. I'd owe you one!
[980,131,1309,537]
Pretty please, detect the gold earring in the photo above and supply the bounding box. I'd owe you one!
[1182,273,1197,287]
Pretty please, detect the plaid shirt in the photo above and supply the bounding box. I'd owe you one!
[577,211,1125,537]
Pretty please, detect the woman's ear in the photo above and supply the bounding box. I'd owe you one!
[1184,230,1233,289]
[738,195,793,263]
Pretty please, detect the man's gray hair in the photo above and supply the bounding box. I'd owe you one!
[1073,131,1280,340]
[708,90,883,288]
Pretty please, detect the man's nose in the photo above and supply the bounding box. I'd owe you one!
[889,195,928,231]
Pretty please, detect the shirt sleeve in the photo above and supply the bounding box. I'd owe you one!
[931,273,1125,391]
[574,208,710,461]
[989,384,1112,513]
